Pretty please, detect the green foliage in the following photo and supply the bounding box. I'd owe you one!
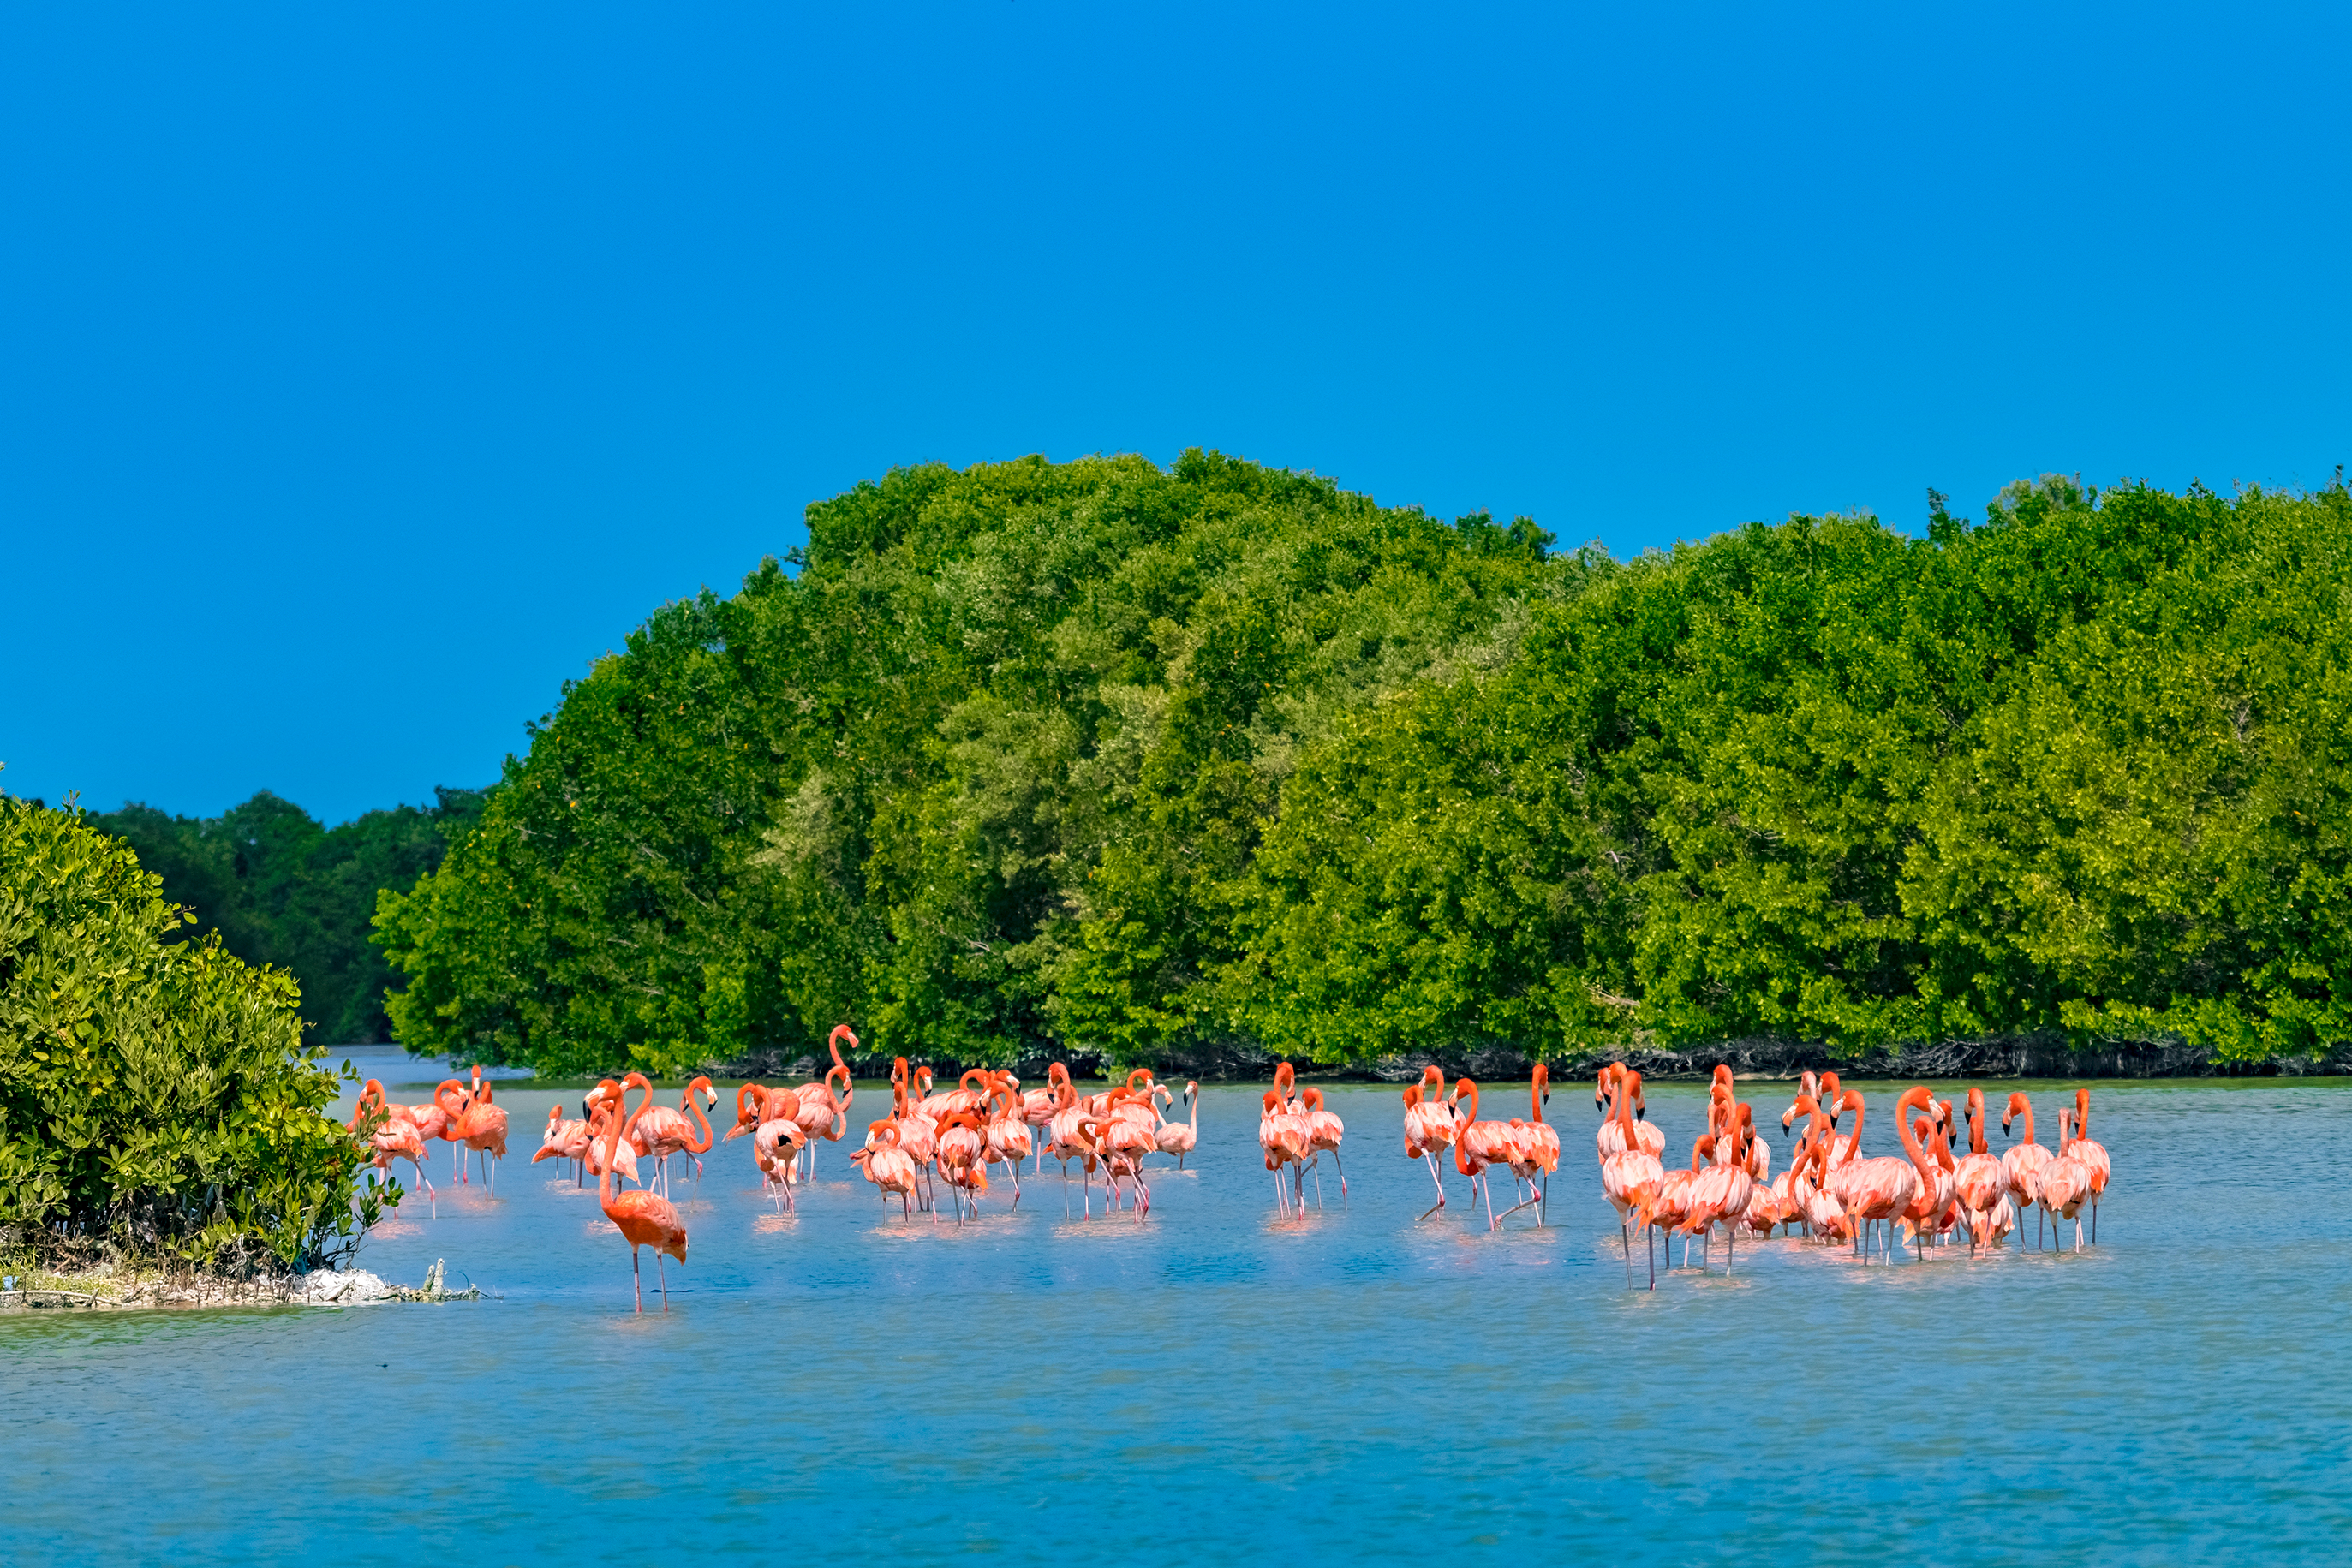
[88,787,487,1043]
[0,796,382,1270]
[376,456,2352,1070]
[1242,476,2352,1063]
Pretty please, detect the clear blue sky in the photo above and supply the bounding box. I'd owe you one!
[5,3,2346,824]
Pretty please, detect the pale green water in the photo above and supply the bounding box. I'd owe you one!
[3,1061,2345,1565]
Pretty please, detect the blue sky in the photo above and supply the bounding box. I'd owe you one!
[4,3,2347,823]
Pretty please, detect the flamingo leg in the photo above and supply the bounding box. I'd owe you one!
[631,1246,643,1313]
[1727,1226,1734,1277]
[1482,1172,1498,1231]
[1332,1150,1346,1198]
[1418,1152,1448,1219]
[1647,1223,1656,1290]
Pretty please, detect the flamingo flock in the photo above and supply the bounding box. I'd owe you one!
[350,1039,2119,1315]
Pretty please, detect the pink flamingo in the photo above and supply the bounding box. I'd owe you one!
[1677,1103,1757,1273]
[439,1070,510,1193]
[1898,1106,1958,1260]
[349,1081,436,1214]
[849,1119,920,1220]
[630,1077,718,1195]
[982,1075,1031,1199]
[1596,1064,1667,1157]
[1020,1064,1068,1173]
[1451,1077,1519,1231]
[2069,1088,2113,1242]
[1494,1064,1561,1225]
[1402,1070,1458,1219]
[1298,1086,1347,1207]
[598,1073,689,1311]
[1599,1069,1666,1287]
[1952,1088,2008,1255]
[1258,1087,1313,1216]
[2000,1093,2054,1249]
[1154,1080,1199,1169]
[2039,1106,2094,1252]
[935,1107,993,1221]
[1828,1088,1926,1263]
[784,1026,858,1180]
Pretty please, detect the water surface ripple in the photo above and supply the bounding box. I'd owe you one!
[4,1063,2345,1565]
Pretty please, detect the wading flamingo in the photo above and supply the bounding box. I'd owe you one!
[349,1082,435,1213]
[2069,1088,2113,1242]
[1298,1086,1347,1207]
[1678,1104,1757,1273]
[982,1076,1031,1200]
[439,1072,510,1193]
[1259,1088,1312,1216]
[599,1073,689,1312]
[2000,1093,2053,1249]
[1155,1081,1199,1169]
[849,1120,920,1219]
[935,1107,992,1221]
[631,1077,718,1195]
[1599,1069,1666,1288]
[1494,1064,1561,1225]
[2039,1106,2093,1253]
[785,1026,858,1180]
[1452,1077,1519,1231]
[1953,1088,2009,1255]
[531,1102,597,1185]
[1898,1106,1959,1260]
[1402,1069,1458,1219]
[1830,1089,1925,1263]
[1021,1064,1067,1173]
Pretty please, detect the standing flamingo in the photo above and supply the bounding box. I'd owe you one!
[439,1074,510,1194]
[1677,1104,1758,1273]
[935,1107,993,1221]
[1898,1106,1958,1260]
[2000,1093,2054,1249]
[2069,1088,2113,1242]
[1298,1086,1347,1207]
[1597,1064,1666,1157]
[1492,1064,1561,1225]
[1451,1077,1519,1231]
[1599,1069,1666,1288]
[1402,1069,1459,1219]
[1021,1064,1067,1173]
[1155,1080,1200,1169]
[1258,1088,1312,1216]
[598,1073,689,1312]
[2039,1107,2094,1253]
[849,1120,921,1219]
[1828,1089,1926,1263]
[982,1076,1031,1200]
[631,1077,718,1195]
[1952,1088,2008,1255]
[349,1081,436,1213]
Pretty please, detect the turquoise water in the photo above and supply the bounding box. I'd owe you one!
[4,1058,2347,1565]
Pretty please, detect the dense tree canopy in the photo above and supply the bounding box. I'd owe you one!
[90,789,485,1044]
[0,796,380,1268]
[375,455,2352,1073]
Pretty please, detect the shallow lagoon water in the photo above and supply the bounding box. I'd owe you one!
[4,1058,2349,1565]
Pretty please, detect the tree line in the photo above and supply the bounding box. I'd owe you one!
[372,452,2352,1076]
[88,788,486,1044]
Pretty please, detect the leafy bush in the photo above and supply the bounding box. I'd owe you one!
[0,796,382,1271]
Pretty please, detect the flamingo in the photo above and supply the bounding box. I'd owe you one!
[531,1101,597,1185]
[1402,1069,1458,1219]
[1258,1088,1312,1216]
[2039,1106,2094,1253]
[2000,1093,2054,1249]
[1599,1069,1666,1288]
[1452,1077,1519,1231]
[871,1073,939,1215]
[598,1073,689,1312]
[1021,1064,1067,1173]
[724,1085,804,1211]
[1494,1064,1561,1225]
[1677,1104,1757,1273]
[349,1081,436,1213]
[1095,1093,1156,1219]
[849,1120,921,1219]
[1648,1134,1710,1266]
[783,1026,858,1180]
[1596,1064,1666,1157]
[630,1077,718,1195]
[439,1073,510,1193]
[935,1108,993,1221]
[982,1076,1031,1200]
[1155,1080,1200,1168]
[1828,1088,1926,1263]
[1297,1086,1347,1207]
[1953,1088,2008,1255]
[2069,1088,2113,1242]
[1898,1107,1959,1260]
